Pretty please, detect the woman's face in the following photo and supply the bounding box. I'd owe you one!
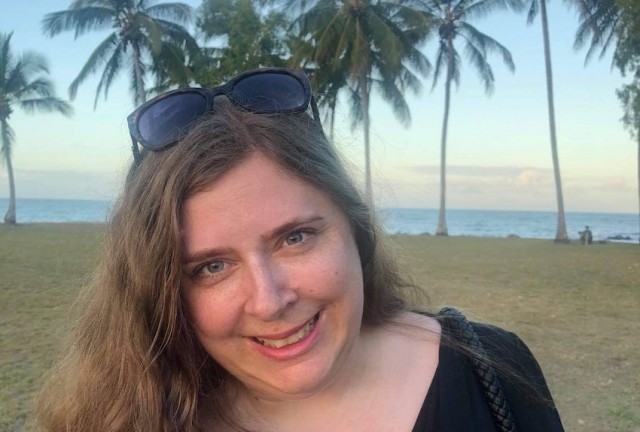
[181,151,364,400]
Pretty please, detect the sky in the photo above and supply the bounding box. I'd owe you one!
[0,0,637,214]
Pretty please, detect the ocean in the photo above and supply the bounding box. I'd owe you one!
[1,198,638,243]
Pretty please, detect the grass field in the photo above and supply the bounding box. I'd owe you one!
[1,224,639,431]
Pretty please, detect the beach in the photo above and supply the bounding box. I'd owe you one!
[1,223,639,431]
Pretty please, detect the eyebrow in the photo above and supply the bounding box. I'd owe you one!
[263,215,325,242]
[182,215,326,265]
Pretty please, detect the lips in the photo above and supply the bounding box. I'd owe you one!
[251,312,320,349]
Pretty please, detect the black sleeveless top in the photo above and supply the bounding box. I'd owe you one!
[412,323,564,432]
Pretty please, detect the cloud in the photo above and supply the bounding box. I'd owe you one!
[382,164,636,212]
[405,165,552,178]
[401,165,560,189]
[513,169,554,187]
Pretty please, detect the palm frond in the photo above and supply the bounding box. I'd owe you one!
[458,21,515,71]
[41,6,115,39]
[282,0,320,14]
[452,50,462,87]
[0,32,15,85]
[461,33,495,93]
[3,64,26,95]
[15,52,50,77]
[431,44,447,90]
[128,57,147,106]
[69,33,118,100]
[572,0,621,63]
[146,2,192,23]
[0,33,71,170]
[526,0,539,24]
[400,64,423,94]
[19,97,73,117]
[136,14,164,54]
[152,18,200,53]
[93,42,125,108]
[377,76,412,126]
[14,77,54,99]
[464,0,524,20]
[598,21,620,62]
[4,50,50,95]
[349,85,363,130]
[150,41,191,87]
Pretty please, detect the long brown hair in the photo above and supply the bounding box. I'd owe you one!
[35,103,417,431]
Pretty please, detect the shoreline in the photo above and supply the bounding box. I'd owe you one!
[2,222,637,244]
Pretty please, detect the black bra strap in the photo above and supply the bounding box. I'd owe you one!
[438,307,517,432]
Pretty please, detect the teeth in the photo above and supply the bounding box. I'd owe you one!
[255,315,318,349]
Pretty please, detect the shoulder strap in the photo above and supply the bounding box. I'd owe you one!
[438,307,518,432]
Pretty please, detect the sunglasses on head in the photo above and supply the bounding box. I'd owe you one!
[127,67,323,164]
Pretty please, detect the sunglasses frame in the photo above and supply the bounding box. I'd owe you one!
[127,67,320,164]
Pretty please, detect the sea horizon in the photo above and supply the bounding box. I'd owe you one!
[1,197,638,243]
[0,196,637,214]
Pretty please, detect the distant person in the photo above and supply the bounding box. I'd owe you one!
[579,225,593,245]
[36,68,564,431]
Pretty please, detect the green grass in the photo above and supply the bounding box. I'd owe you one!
[0,224,104,431]
[1,224,639,431]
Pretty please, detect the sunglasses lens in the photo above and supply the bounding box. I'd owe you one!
[232,73,307,112]
[138,92,208,149]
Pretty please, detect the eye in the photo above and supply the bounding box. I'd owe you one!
[285,231,305,246]
[192,260,226,280]
[203,261,225,274]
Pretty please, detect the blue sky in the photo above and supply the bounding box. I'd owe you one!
[0,0,637,213]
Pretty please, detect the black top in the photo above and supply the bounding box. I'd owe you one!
[412,323,564,432]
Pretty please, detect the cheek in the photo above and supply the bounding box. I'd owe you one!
[184,290,240,339]
[309,242,363,302]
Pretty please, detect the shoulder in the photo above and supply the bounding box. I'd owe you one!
[469,322,550,393]
[471,322,537,366]
[440,316,545,391]
[435,310,565,431]
[396,310,442,335]
[470,322,565,432]
[435,309,539,374]
[370,311,441,361]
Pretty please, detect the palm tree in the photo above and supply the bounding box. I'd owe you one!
[525,0,569,242]
[413,0,521,236]
[288,0,431,205]
[572,0,620,64]
[617,81,640,244]
[194,0,291,87]
[1,32,72,224]
[42,0,198,106]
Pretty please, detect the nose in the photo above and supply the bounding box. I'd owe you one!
[243,256,297,320]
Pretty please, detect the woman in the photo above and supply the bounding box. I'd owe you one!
[37,68,563,431]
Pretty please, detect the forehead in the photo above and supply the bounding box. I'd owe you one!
[180,152,342,246]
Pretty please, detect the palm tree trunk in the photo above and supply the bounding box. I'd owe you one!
[361,72,373,207]
[329,98,336,141]
[1,119,16,224]
[436,45,454,236]
[540,0,569,243]
[132,43,146,105]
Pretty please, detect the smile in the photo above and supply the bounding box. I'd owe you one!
[252,313,320,349]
